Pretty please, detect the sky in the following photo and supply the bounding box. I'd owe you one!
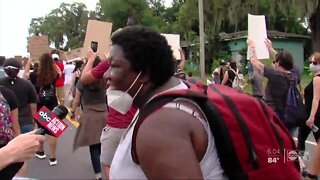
[0,0,173,58]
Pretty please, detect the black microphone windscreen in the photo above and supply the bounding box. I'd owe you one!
[52,105,68,120]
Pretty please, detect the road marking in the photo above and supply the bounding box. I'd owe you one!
[293,137,317,146]
[66,108,79,128]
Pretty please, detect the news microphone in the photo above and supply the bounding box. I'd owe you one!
[34,105,69,136]
[0,105,69,179]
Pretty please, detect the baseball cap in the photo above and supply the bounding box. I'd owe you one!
[52,54,59,60]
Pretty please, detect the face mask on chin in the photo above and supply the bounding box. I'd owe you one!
[106,71,143,114]
[4,66,19,79]
[310,63,320,73]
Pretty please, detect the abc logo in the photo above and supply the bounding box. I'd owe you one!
[287,151,298,161]
[38,110,52,123]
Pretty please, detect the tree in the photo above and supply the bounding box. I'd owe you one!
[29,2,90,50]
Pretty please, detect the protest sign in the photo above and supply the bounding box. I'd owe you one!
[83,20,112,58]
[247,14,269,60]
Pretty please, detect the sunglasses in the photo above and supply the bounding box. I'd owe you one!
[310,61,320,65]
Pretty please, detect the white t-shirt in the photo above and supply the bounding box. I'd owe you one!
[64,64,75,85]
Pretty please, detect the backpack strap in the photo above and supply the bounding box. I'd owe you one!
[131,84,207,164]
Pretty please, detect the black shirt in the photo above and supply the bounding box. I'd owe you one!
[304,75,320,118]
[0,77,38,126]
[29,71,40,94]
[0,86,18,110]
[225,69,238,88]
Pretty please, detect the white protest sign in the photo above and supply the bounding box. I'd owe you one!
[161,33,181,60]
[247,14,269,60]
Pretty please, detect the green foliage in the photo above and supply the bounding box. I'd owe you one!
[29,2,90,50]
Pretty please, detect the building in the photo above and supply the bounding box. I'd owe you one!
[220,30,310,72]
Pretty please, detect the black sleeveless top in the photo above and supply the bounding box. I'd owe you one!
[226,69,237,88]
[304,74,320,118]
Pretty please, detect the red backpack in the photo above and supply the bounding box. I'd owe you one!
[131,82,300,179]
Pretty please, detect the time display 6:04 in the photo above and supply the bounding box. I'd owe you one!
[267,149,281,155]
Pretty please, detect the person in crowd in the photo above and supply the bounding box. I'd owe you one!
[0,58,37,134]
[80,49,137,178]
[107,26,225,179]
[248,39,296,134]
[216,60,228,83]
[52,53,65,105]
[298,52,320,153]
[221,60,242,88]
[247,62,264,99]
[67,61,83,102]
[0,85,19,138]
[0,56,7,78]
[186,72,197,84]
[266,39,304,94]
[25,53,62,166]
[63,61,75,106]
[0,130,46,170]
[173,48,187,80]
[0,58,38,176]
[211,71,221,84]
[71,57,107,180]
[24,57,39,94]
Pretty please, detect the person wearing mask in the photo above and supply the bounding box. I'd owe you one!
[0,58,38,176]
[25,53,62,166]
[298,52,320,152]
[248,39,296,134]
[80,50,137,178]
[71,57,107,180]
[107,26,225,179]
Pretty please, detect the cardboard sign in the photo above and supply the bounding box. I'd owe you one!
[161,34,181,60]
[28,35,51,61]
[33,106,68,137]
[64,48,85,60]
[247,14,269,60]
[83,20,113,58]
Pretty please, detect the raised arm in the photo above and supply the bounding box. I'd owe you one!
[247,39,264,74]
[265,38,277,61]
[178,48,186,71]
[80,48,98,85]
[24,57,32,80]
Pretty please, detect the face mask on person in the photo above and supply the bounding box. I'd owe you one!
[4,66,19,79]
[309,63,320,73]
[106,71,143,114]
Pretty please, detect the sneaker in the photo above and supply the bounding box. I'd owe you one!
[35,151,46,159]
[49,158,57,166]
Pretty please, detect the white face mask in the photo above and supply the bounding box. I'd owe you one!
[310,63,320,73]
[106,72,143,114]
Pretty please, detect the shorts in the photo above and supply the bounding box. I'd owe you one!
[100,125,126,166]
[20,123,34,134]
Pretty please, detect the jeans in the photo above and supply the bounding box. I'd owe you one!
[89,143,101,174]
[20,123,33,134]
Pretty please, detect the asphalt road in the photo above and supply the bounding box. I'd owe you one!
[26,119,97,179]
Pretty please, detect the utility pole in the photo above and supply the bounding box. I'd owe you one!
[198,0,205,80]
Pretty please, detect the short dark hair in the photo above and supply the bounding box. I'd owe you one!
[111,27,174,87]
[276,51,293,70]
